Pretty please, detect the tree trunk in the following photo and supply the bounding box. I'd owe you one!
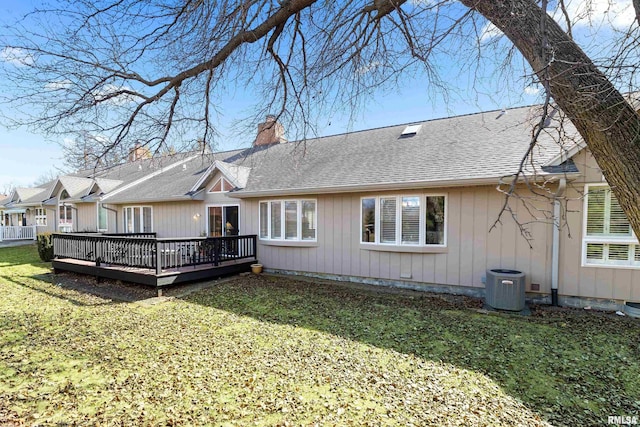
[460,0,640,239]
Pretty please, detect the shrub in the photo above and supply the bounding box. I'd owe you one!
[36,233,54,262]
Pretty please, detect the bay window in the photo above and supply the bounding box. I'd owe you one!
[259,200,317,241]
[361,194,446,246]
[583,185,639,267]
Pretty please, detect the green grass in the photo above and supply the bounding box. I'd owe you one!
[1,244,639,426]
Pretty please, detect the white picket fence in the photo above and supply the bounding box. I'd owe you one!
[0,225,37,242]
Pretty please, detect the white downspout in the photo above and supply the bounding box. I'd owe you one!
[551,178,567,306]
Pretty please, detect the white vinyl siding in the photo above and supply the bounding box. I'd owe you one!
[582,185,639,268]
[361,194,447,247]
[259,200,317,242]
[123,206,153,233]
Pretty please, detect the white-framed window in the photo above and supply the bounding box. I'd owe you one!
[259,199,317,241]
[207,204,239,237]
[582,184,639,268]
[208,177,234,193]
[123,206,153,233]
[361,194,447,246]
[58,190,73,232]
[97,204,108,232]
[35,208,47,226]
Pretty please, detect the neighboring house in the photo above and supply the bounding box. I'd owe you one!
[3,107,639,309]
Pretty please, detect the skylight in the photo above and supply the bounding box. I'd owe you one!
[400,124,421,137]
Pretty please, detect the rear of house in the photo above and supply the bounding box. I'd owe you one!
[5,106,639,309]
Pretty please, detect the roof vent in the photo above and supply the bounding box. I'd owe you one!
[400,124,421,138]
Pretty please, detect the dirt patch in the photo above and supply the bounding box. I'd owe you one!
[39,270,234,302]
[37,270,639,324]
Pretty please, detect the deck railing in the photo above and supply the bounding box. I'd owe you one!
[0,225,37,242]
[52,233,257,274]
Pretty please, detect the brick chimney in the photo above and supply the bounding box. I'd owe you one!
[128,143,151,161]
[254,115,286,147]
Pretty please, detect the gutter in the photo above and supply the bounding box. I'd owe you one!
[102,195,198,204]
[551,178,567,306]
[228,172,579,199]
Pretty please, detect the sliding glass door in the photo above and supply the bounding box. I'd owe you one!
[208,205,239,237]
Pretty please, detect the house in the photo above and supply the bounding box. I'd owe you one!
[3,106,639,309]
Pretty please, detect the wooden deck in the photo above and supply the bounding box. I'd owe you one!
[51,233,258,290]
[52,257,255,287]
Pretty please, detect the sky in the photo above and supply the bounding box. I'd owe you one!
[0,0,634,193]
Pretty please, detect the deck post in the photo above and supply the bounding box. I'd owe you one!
[252,235,257,260]
[155,240,162,275]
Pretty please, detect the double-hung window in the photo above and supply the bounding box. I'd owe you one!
[583,185,639,267]
[35,208,47,226]
[361,194,446,246]
[259,200,317,241]
[123,206,153,233]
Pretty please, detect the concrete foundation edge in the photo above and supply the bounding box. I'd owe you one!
[265,269,629,313]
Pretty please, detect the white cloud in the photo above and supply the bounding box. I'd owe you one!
[524,85,542,96]
[0,47,34,66]
[479,0,634,43]
[356,61,382,75]
[92,84,138,106]
[555,0,634,29]
[480,22,503,42]
[45,79,72,91]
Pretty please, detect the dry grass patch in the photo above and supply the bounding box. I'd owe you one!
[1,245,639,426]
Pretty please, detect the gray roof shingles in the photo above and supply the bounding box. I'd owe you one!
[104,150,245,203]
[233,105,578,195]
[4,105,580,206]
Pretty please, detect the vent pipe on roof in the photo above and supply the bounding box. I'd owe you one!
[253,115,287,147]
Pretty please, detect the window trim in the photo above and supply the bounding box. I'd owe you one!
[123,206,153,234]
[205,203,240,237]
[208,177,234,193]
[97,204,108,232]
[360,193,447,247]
[58,190,73,232]
[581,184,639,269]
[259,199,317,242]
[35,207,47,227]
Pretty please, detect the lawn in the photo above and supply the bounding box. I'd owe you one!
[1,244,639,426]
